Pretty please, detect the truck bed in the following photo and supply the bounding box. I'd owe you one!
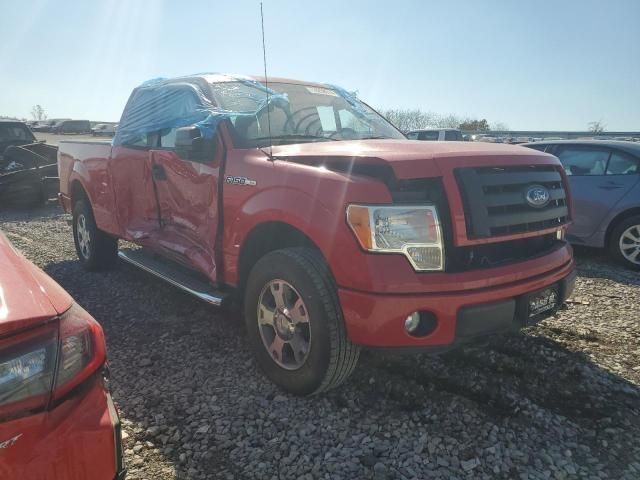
[58,140,113,199]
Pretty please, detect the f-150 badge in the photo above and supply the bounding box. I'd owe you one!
[225,176,257,186]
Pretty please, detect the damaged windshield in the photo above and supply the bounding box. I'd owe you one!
[209,81,404,147]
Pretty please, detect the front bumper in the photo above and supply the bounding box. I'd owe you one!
[0,375,125,480]
[340,255,575,348]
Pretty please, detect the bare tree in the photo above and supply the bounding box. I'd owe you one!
[434,114,464,129]
[491,121,510,132]
[381,109,437,132]
[381,108,508,134]
[588,120,605,134]
[30,105,47,121]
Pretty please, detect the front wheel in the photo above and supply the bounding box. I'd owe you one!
[609,215,640,269]
[244,248,360,395]
[72,199,118,271]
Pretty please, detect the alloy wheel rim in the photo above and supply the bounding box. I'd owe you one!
[77,214,91,259]
[257,279,311,370]
[619,224,640,265]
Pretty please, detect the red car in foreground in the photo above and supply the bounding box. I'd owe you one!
[0,232,125,479]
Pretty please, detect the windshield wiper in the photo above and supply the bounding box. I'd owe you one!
[357,135,391,140]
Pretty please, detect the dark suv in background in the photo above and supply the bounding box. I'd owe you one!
[51,119,92,134]
[525,140,640,269]
[0,120,36,157]
[406,128,464,141]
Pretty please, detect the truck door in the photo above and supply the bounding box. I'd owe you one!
[149,127,222,281]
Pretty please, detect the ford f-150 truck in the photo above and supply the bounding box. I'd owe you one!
[58,74,576,395]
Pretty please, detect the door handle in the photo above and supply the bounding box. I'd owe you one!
[152,164,167,181]
[598,184,623,190]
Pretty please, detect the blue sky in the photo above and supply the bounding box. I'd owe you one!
[1,0,638,130]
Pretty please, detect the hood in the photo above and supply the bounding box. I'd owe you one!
[269,139,558,179]
[0,232,73,337]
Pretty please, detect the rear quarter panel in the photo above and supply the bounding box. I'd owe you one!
[58,141,120,235]
[591,179,640,247]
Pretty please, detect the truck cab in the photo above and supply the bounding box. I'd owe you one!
[58,74,575,395]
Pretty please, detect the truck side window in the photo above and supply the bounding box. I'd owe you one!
[159,128,178,148]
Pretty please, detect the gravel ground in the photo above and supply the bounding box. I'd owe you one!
[2,202,639,480]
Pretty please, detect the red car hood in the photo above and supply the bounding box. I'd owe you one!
[0,232,73,337]
[270,139,558,178]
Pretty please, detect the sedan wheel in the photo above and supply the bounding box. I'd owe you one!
[619,224,640,266]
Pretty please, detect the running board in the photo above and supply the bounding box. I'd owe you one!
[118,249,228,306]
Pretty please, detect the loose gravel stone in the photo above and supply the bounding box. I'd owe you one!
[2,203,639,479]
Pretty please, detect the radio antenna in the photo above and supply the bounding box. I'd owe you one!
[260,1,273,158]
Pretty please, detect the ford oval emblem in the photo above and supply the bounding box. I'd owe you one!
[525,184,551,208]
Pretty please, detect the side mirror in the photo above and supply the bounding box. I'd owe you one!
[175,126,216,162]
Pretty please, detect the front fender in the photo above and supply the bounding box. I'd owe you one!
[222,185,359,285]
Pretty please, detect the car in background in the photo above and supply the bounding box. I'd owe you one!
[52,120,92,135]
[0,120,36,157]
[31,119,71,133]
[406,128,463,141]
[0,232,125,479]
[524,140,640,269]
[92,123,118,137]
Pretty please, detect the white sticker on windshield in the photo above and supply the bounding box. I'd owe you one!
[306,86,339,97]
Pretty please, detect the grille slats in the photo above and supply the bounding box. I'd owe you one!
[487,205,568,228]
[456,165,570,238]
[478,170,561,186]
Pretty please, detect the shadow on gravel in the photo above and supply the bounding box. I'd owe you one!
[0,199,63,222]
[573,245,640,287]
[40,253,640,479]
[351,330,640,477]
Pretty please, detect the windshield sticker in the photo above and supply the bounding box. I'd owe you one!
[306,86,339,97]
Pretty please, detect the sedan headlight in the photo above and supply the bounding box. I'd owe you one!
[346,204,444,271]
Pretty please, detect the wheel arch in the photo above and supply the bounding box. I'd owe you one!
[605,207,640,247]
[237,221,330,294]
[70,179,89,206]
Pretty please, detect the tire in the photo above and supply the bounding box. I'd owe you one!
[72,199,118,271]
[244,248,360,395]
[608,215,640,270]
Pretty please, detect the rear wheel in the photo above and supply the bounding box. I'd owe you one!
[72,199,118,271]
[609,215,640,269]
[244,248,360,395]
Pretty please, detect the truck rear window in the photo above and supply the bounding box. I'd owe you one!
[0,124,33,141]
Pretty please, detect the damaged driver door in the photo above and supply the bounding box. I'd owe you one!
[148,126,222,282]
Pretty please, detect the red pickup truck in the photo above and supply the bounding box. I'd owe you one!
[58,74,575,395]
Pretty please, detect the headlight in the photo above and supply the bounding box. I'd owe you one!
[346,204,444,271]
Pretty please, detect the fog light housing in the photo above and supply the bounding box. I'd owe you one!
[403,311,438,337]
[404,312,421,333]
